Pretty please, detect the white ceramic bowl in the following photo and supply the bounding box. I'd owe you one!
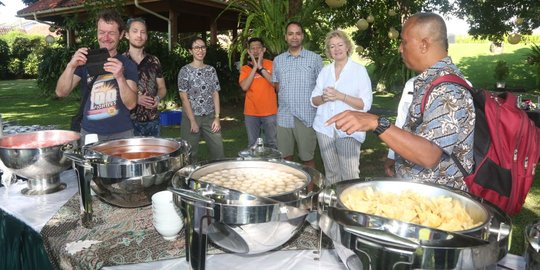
[154,222,182,240]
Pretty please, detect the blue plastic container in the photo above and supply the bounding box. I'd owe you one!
[160,110,182,126]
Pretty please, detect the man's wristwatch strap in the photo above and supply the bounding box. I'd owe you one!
[373,117,391,136]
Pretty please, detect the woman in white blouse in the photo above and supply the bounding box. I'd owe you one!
[310,30,373,184]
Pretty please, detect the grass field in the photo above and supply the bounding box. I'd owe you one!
[1,41,539,255]
[448,42,539,91]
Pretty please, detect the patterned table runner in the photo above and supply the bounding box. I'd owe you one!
[41,193,330,269]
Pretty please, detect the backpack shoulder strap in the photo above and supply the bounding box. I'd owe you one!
[420,74,471,114]
[419,74,473,177]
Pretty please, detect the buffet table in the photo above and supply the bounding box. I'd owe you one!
[0,170,527,270]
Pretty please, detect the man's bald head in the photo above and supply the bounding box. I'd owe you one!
[399,12,449,72]
[405,12,448,52]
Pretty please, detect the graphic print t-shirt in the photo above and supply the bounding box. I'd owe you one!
[75,54,138,134]
[87,73,120,120]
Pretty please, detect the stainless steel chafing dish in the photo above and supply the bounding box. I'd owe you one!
[64,137,191,227]
[0,130,80,195]
[318,178,512,270]
[525,219,540,269]
[170,159,324,270]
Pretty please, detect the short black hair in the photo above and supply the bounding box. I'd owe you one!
[285,21,304,34]
[247,37,265,47]
[187,36,205,49]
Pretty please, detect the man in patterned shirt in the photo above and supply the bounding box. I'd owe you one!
[272,21,323,168]
[327,12,475,190]
[124,17,167,136]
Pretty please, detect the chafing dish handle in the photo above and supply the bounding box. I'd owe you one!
[344,225,420,250]
[344,225,417,267]
[168,187,214,206]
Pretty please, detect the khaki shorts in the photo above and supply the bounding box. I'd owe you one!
[277,117,317,161]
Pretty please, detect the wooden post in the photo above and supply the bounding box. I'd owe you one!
[210,20,218,45]
[169,10,178,50]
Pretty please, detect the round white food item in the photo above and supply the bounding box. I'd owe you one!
[199,167,307,195]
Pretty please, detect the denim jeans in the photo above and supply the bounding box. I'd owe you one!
[244,114,277,149]
[133,119,161,137]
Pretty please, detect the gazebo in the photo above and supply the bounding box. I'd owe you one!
[16,0,240,50]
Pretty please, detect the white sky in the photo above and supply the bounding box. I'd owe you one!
[0,0,27,24]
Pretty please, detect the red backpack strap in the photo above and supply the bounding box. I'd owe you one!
[420,74,472,114]
[418,74,474,177]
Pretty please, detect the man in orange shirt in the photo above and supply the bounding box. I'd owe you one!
[239,37,278,149]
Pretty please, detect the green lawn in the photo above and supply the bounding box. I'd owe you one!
[448,42,539,91]
[1,78,538,255]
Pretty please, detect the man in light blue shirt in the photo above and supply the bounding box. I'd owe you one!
[272,21,323,168]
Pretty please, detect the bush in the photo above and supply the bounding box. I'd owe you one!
[11,37,34,60]
[24,52,40,77]
[205,44,242,106]
[37,47,76,97]
[0,31,47,79]
[8,58,24,78]
[0,39,10,80]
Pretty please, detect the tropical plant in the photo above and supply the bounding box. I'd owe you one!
[219,0,324,66]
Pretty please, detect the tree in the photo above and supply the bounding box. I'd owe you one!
[22,0,38,5]
[452,0,540,43]
[313,0,426,90]
[287,0,539,90]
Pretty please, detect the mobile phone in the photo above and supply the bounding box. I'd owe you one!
[86,48,109,77]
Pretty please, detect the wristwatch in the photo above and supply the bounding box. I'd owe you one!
[373,117,391,136]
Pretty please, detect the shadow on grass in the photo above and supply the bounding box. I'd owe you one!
[457,48,538,92]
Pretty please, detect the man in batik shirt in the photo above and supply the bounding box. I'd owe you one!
[124,17,167,136]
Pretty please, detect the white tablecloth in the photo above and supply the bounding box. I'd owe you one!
[103,249,347,270]
[0,169,78,232]
[0,170,527,270]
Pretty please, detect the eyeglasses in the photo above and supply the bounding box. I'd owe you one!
[192,46,207,51]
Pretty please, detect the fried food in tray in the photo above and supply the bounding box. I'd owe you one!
[340,186,481,232]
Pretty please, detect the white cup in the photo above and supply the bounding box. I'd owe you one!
[152,190,183,240]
